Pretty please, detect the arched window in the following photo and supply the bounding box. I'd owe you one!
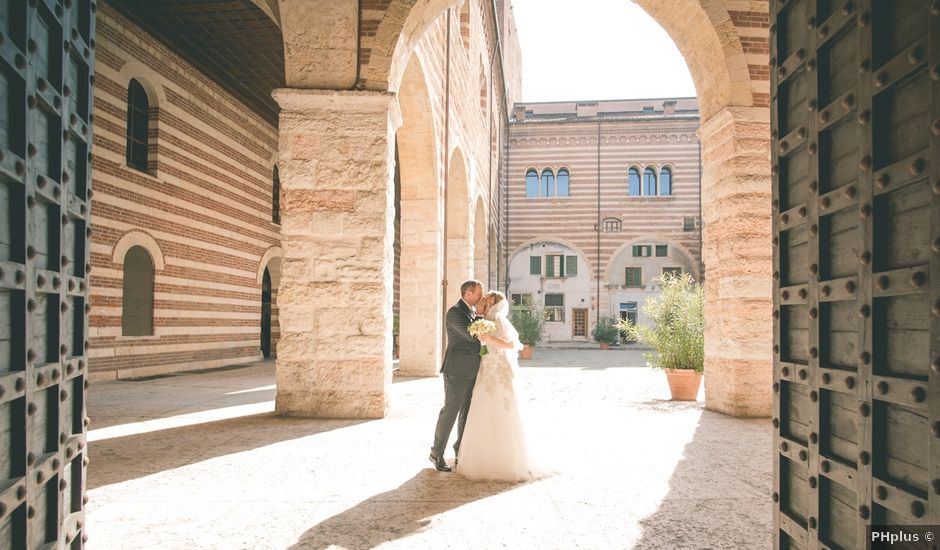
[628,167,641,196]
[122,245,154,336]
[660,167,672,195]
[272,165,281,224]
[603,217,622,232]
[556,168,570,197]
[540,169,555,197]
[126,79,150,172]
[525,169,539,197]
[643,167,657,195]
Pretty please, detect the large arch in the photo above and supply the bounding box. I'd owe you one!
[372,0,771,416]
[395,53,444,376]
[508,236,597,282]
[604,234,701,283]
[274,0,771,417]
[445,147,472,302]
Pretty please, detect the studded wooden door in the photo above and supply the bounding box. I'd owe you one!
[772,0,940,547]
[0,0,94,547]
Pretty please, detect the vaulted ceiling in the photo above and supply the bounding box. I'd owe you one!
[109,0,284,124]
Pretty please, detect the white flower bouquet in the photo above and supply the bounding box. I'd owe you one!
[468,318,497,356]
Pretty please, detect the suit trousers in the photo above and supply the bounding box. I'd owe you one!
[431,374,476,458]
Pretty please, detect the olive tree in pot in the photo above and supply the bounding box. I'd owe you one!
[591,317,620,350]
[510,306,545,359]
[618,272,704,400]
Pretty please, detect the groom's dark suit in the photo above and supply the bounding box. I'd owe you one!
[431,299,482,461]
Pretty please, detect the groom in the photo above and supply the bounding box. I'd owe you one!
[429,279,485,472]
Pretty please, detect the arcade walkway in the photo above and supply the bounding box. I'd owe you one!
[86,350,772,549]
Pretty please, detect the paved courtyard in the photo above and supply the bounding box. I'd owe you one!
[86,349,772,549]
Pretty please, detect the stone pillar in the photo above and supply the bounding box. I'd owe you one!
[398,199,443,376]
[272,88,396,418]
[698,106,773,417]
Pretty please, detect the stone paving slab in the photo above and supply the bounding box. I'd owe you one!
[86,350,772,549]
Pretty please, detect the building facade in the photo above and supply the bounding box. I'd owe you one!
[506,98,703,341]
[83,0,521,381]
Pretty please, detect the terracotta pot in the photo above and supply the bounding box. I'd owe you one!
[664,368,702,401]
[520,344,534,359]
[599,342,610,350]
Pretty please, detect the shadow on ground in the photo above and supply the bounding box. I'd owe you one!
[290,470,524,549]
[88,413,367,490]
[633,406,773,549]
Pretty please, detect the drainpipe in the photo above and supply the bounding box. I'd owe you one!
[441,8,452,354]
[595,120,601,326]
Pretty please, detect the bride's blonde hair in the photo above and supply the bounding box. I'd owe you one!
[486,290,506,304]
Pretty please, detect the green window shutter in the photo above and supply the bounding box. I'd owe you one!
[625,267,642,287]
[565,255,577,276]
[632,245,640,257]
[530,256,541,275]
[545,256,555,277]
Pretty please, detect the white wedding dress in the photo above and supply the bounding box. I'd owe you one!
[456,300,546,482]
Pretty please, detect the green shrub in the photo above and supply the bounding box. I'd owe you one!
[591,317,620,345]
[618,272,704,372]
[510,306,545,346]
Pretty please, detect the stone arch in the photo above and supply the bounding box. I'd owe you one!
[396,53,444,376]
[116,60,167,109]
[257,245,283,286]
[445,147,471,304]
[112,230,165,271]
[604,234,701,283]
[508,236,596,282]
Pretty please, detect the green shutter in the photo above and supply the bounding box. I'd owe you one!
[545,256,555,277]
[565,255,577,276]
[530,256,541,275]
[632,245,640,257]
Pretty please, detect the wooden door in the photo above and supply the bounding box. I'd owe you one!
[772,0,939,547]
[0,0,94,547]
[572,308,587,338]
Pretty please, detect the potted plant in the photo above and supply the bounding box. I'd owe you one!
[510,306,545,359]
[591,317,620,350]
[618,272,704,400]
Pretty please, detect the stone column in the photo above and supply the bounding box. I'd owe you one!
[698,106,773,417]
[398,199,443,376]
[272,89,396,418]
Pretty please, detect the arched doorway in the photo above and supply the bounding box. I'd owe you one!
[395,54,444,376]
[445,148,471,301]
[261,267,272,358]
[363,0,772,417]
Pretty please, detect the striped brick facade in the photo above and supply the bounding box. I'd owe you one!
[507,98,703,340]
[88,3,281,380]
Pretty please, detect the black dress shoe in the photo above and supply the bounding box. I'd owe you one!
[429,453,452,472]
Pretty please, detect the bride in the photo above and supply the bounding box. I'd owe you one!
[456,291,546,481]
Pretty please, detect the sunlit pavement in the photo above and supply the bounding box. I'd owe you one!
[86,350,772,549]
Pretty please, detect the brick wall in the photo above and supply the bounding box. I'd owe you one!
[88,2,281,380]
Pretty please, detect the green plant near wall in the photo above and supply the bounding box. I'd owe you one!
[591,317,620,345]
[618,272,704,372]
[510,306,545,346]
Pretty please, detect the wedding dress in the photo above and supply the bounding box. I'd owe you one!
[456,299,546,482]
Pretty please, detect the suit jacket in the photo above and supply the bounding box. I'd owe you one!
[440,300,482,379]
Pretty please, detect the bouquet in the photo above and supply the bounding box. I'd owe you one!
[468,319,497,356]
